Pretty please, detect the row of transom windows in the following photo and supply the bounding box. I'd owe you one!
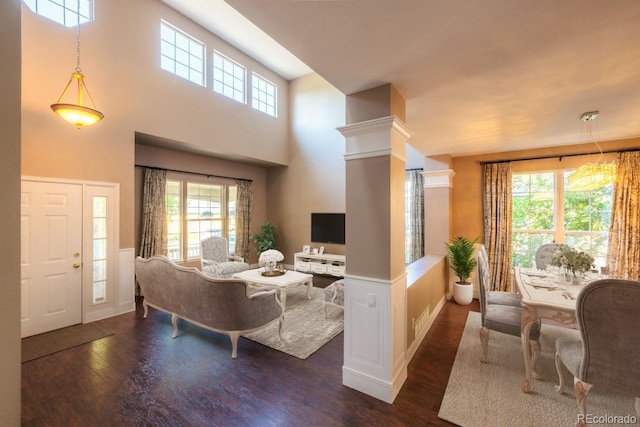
[23,1,278,118]
[160,21,278,118]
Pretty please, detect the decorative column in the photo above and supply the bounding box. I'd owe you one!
[338,115,413,403]
[423,169,456,297]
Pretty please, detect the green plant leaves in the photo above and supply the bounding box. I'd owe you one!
[250,220,277,255]
[445,236,479,284]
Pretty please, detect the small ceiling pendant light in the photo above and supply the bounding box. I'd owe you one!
[567,111,617,191]
[50,3,103,128]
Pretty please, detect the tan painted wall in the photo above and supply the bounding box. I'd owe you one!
[425,187,452,256]
[0,1,22,424]
[346,156,392,278]
[451,137,640,243]
[134,144,269,265]
[406,257,447,349]
[267,73,346,264]
[21,0,289,249]
[345,83,406,124]
[424,155,453,255]
[390,155,408,280]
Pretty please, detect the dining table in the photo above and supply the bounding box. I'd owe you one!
[514,267,601,393]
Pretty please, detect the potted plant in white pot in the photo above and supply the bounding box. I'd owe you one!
[445,236,478,305]
[250,220,277,255]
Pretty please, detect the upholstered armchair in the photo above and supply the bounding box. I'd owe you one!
[200,236,249,278]
[534,243,559,270]
[323,279,344,317]
[477,245,541,363]
[554,279,640,425]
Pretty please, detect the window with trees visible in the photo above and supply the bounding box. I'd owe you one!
[166,179,237,262]
[512,170,612,269]
[160,21,205,86]
[23,0,93,27]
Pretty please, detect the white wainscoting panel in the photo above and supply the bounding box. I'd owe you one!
[118,248,135,313]
[342,273,407,403]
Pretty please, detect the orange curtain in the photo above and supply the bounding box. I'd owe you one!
[483,162,513,292]
[606,151,640,280]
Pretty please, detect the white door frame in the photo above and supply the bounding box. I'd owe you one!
[22,176,121,325]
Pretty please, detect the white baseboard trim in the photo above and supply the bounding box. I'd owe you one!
[84,304,135,324]
[84,307,116,323]
[343,366,395,404]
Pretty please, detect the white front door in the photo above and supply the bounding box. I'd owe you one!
[21,181,83,338]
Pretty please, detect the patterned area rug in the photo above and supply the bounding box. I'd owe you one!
[242,285,343,359]
[22,322,113,363]
[439,312,638,427]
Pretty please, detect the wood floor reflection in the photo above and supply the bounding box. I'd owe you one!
[22,293,478,426]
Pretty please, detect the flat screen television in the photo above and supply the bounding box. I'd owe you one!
[311,213,345,245]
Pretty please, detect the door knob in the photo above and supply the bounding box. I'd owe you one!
[73,263,81,269]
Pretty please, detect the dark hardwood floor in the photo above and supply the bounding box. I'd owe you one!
[21,285,479,427]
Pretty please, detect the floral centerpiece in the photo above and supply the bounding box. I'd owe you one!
[258,249,284,270]
[550,244,595,275]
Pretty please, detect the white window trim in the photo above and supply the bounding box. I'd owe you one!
[251,72,278,117]
[160,20,206,87]
[23,0,94,27]
[512,168,611,268]
[166,176,237,263]
[213,50,247,104]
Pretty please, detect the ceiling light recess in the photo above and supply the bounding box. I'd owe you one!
[580,111,599,121]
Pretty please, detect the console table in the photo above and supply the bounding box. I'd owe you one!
[293,252,345,277]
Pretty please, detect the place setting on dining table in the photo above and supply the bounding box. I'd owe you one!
[518,244,602,299]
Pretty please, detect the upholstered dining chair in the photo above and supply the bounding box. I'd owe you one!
[478,245,521,307]
[200,236,249,278]
[554,279,640,425]
[534,243,559,270]
[477,245,541,363]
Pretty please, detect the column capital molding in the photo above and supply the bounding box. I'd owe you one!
[422,169,456,188]
[338,115,413,161]
[337,115,413,139]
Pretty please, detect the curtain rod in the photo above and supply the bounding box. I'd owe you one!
[406,168,424,172]
[135,164,253,182]
[479,147,640,165]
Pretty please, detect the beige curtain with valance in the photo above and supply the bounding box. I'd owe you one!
[139,168,167,258]
[235,179,253,263]
[483,162,513,292]
[606,151,640,280]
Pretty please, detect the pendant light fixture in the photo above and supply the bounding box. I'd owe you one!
[567,111,617,191]
[50,2,103,128]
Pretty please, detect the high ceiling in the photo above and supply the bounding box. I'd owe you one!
[162,0,640,157]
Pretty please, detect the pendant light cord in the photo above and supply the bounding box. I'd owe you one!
[584,117,603,162]
[75,2,82,73]
[76,20,82,73]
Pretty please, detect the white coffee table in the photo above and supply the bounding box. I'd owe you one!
[232,268,314,308]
